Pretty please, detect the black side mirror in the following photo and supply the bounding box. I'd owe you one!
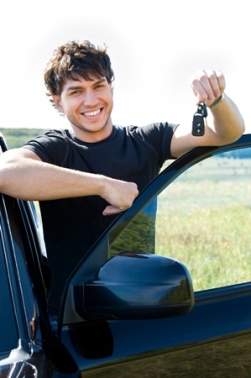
[74,252,194,320]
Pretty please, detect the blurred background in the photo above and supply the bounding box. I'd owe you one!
[1,0,250,131]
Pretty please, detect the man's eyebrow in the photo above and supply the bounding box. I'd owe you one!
[95,78,106,84]
[66,85,82,91]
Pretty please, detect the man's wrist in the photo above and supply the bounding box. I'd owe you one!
[209,93,225,110]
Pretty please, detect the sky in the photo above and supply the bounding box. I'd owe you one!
[1,0,250,132]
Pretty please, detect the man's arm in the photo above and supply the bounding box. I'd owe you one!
[0,148,139,215]
[171,70,245,158]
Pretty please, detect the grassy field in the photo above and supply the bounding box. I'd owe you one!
[0,128,50,149]
[155,156,251,291]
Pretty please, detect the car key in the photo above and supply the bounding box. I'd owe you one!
[192,103,208,136]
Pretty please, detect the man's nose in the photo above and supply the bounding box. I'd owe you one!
[84,89,98,106]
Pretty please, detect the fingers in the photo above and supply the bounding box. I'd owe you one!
[101,177,139,216]
[190,70,226,107]
[102,205,126,216]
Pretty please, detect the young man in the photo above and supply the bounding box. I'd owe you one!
[0,40,245,317]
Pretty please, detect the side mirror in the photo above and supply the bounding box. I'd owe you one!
[74,252,194,320]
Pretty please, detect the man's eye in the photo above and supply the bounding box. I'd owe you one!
[95,84,104,90]
[68,89,82,96]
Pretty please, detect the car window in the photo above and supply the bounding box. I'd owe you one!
[110,146,251,292]
[155,146,251,291]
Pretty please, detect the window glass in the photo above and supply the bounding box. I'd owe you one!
[110,199,157,256]
[110,147,251,291]
[156,147,251,291]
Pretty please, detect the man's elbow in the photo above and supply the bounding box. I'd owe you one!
[231,119,246,142]
[0,155,17,195]
[220,119,246,145]
[0,166,12,194]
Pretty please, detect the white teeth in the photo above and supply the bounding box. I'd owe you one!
[84,109,100,116]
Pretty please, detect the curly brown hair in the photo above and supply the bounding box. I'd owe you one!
[44,40,115,97]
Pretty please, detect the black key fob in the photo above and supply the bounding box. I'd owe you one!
[192,103,207,136]
[192,113,205,136]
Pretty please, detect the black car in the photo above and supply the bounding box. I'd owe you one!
[0,133,251,377]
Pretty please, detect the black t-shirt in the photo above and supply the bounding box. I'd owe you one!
[23,123,177,315]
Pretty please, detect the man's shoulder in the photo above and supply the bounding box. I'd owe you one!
[23,129,72,152]
[43,129,70,138]
[33,129,73,145]
[23,129,75,164]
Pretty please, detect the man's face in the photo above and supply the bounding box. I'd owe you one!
[52,75,114,142]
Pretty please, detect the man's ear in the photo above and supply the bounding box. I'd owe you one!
[52,95,64,113]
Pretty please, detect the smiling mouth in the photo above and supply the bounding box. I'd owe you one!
[83,109,101,117]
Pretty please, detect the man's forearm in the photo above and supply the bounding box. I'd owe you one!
[0,150,139,211]
[208,93,245,144]
[0,157,105,200]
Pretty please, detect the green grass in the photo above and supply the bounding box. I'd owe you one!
[155,156,251,291]
[156,198,251,290]
[0,128,50,148]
